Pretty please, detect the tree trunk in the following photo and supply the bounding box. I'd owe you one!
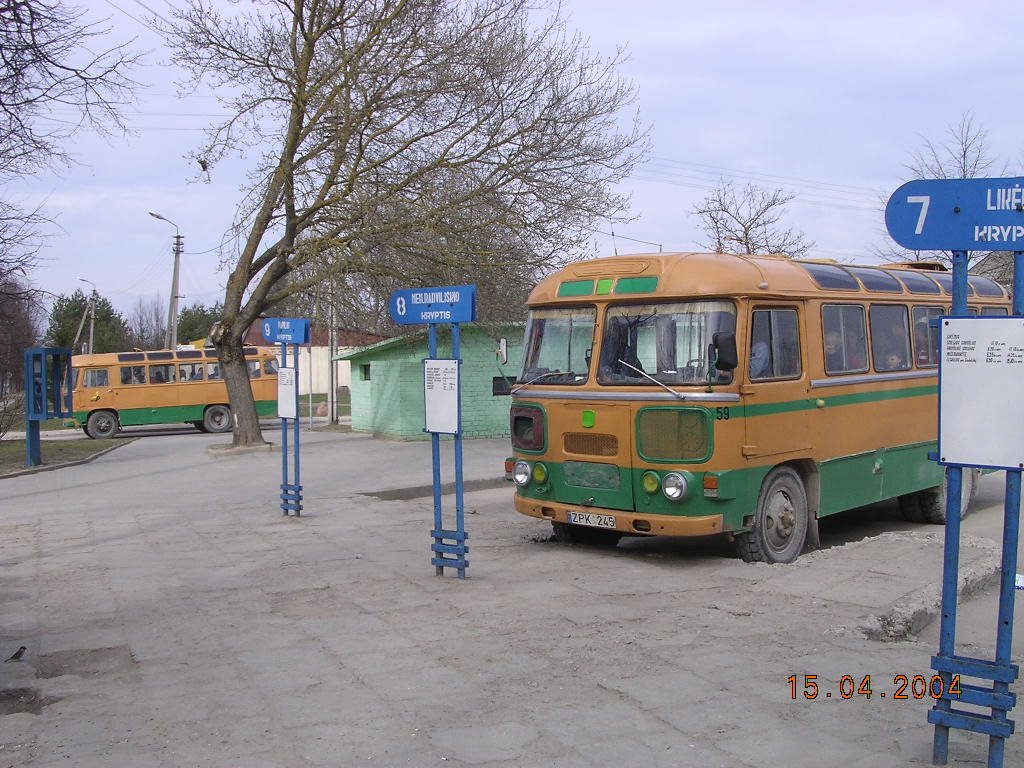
[215,332,266,447]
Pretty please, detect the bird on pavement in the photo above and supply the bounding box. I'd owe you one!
[5,646,26,662]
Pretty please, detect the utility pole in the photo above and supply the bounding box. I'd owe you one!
[148,211,182,349]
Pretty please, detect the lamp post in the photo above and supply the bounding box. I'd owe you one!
[148,210,183,349]
[73,276,97,354]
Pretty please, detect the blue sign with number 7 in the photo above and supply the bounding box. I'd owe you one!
[885,177,1024,251]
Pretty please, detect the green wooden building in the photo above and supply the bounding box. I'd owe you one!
[336,324,523,440]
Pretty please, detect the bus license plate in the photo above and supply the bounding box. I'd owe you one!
[567,511,616,529]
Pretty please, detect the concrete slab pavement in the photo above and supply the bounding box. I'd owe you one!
[0,429,1021,767]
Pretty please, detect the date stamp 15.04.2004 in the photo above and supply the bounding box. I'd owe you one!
[788,674,962,701]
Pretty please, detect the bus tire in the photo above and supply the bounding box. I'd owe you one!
[203,405,232,433]
[736,467,808,564]
[551,521,622,547]
[86,410,119,439]
[897,493,926,523]
[917,468,978,525]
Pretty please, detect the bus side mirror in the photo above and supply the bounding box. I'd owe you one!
[712,332,738,371]
[497,338,508,366]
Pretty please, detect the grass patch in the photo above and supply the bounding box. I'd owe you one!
[0,439,120,476]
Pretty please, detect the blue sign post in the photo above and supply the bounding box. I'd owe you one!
[886,180,1021,768]
[389,284,476,578]
[262,317,310,516]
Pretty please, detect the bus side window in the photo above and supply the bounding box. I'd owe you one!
[83,368,109,388]
[869,304,911,372]
[912,306,942,367]
[149,364,175,384]
[822,304,867,375]
[207,363,222,380]
[120,365,145,385]
[749,308,801,380]
[263,358,279,375]
[247,360,260,378]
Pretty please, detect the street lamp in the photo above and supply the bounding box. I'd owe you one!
[148,210,183,349]
[73,276,97,354]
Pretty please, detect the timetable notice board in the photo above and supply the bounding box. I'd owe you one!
[939,317,1024,469]
[424,358,459,434]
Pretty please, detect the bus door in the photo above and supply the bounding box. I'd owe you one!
[741,306,810,460]
[78,366,116,412]
[553,399,636,511]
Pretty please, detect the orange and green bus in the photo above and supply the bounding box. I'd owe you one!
[507,252,1010,563]
[71,347,278,438]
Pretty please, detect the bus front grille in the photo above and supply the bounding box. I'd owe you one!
[564,432,618,456]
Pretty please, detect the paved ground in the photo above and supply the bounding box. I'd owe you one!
[0,426,1022,767]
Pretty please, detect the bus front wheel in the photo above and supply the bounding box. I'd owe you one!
[202,405,232,433]
[736,467,808,564]
[86,410,119,439]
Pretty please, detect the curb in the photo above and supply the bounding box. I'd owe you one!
[858,536,1002,642]
[0,439,136,480]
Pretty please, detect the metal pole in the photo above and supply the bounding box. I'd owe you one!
[88,292,95,355]
[452,322,466,579]
[169,233,182,349]
[932,249,969,764]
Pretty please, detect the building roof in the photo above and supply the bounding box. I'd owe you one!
[334,323,522,361]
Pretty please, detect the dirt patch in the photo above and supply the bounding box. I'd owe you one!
[0,688,59,715]
[36,646,137,679]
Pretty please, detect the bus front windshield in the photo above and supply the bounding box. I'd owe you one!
[598,300,737,385]
[519,307,596,385]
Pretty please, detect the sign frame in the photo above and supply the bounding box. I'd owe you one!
[262,317,311,344]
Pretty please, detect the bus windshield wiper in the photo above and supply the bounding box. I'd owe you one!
[511,369,582,394]
[617,359,685,400]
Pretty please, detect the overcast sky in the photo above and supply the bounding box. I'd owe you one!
[20,0,1024,316]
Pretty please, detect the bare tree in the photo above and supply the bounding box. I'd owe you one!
[876,112,1010,267]
[0,274,43,438]
[691,182,813,258]
[161,0,648,446]
[1,0,137,303]
[125,293,166,351]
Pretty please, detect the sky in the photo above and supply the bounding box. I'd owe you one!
[18,0,1024,318]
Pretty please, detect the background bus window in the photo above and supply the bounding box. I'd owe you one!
[822,304,868,374]
[120,365,145,385]
[149,364,176,384]
[264,358,279,375]
[912,306,942,367]
[207,362,222,380]
[749,309,801,380]
[869,304,911,372]
[247,360,261,378]
[179,363,204,381]
[83,368,109,388]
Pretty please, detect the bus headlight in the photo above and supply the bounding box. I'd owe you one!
[532,462,549,484]
[641,471,661,494]
[662,472,689,501]
[513,461,532,486]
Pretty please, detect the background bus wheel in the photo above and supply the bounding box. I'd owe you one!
[916,468,978,524]
[551,521,622,547]
[203,405,232,433]
[736,467,808,564]
[897,493,925,523]
[86,410,118,439]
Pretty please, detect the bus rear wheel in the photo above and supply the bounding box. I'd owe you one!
[551,521,622,547]
[202,405,232,433]
[736,467,808,564]
[912,468,979,525]
[86,410,119,439]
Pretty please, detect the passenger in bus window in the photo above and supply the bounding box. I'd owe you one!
[824,331,844,371]
[749,341,770,379]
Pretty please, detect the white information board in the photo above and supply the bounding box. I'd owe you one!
[277,366,297,419]
[940,317,1024,469]
[424,358,459,434]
